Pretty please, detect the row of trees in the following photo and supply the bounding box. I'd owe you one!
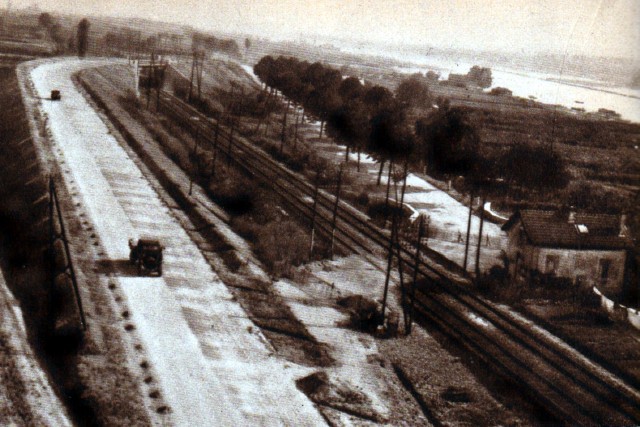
[253,55,568,197]
[253,56,434,180]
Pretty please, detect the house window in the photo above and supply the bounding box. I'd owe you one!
[545,255,560,275]
[599,259,612,283]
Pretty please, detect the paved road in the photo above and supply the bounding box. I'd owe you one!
[30,58,323,426]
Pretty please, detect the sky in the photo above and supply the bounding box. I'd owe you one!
[10,0,640,60]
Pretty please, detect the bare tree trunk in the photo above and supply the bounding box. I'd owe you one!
[377,160,385,186]
[254,87,272,134]
[384,161,393,220]
[345,144,350,163]
[357,149,361,172]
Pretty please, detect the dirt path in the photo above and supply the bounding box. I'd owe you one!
[30,58,325,426]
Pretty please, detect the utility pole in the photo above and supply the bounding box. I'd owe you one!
[293,109,300,151]
[196,51,204,102]
[381,213,398,324]
[384,161,393,223]
[188,50,195,102]
[394,214,406,333]
[280,100,289,154]
[155,60,163,113]
[463,191,474,272]
[189,117,200,196]
[227,116,236,166]
[146,51,155,109]
[330,166,343,259]
[309,171,320,259]
[211,120,220,178]
[407,214,425,335]
[474,194,486,279]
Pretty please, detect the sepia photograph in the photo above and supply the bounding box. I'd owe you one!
[0,0,639,425]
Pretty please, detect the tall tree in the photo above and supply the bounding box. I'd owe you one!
[77,18,90,58]
[326,99,369,167]
[496,143,569,193]
[415,106,479,177]
[396,75,432,109]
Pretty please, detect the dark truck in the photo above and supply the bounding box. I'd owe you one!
[129,238,164,276]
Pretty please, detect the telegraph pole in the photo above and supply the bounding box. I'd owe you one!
[474,194,487,279]
[463,191,474,272]
[330,166,343,259]
[407,214,425,334]
[309,171,320,258]
[381,213,398,324]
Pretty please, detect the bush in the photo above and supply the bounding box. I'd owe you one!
[254,219,309,278]
[337,295,382,332]
[356,190,369,206]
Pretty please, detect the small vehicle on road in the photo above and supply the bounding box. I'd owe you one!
[129,238,164,276]
[51,90,61,101]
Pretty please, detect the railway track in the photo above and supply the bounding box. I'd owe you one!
[83,69,640,425]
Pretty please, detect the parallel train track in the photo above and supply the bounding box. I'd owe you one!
[84,69,640,425]
[157,91,640,425]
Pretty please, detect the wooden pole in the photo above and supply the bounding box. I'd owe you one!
[394,214,407,333]
[309,171,320,258]
[384,161,393,223]
[381,213,397,324]
[475,194,486,279]
[280,100,289,154]
[463,191,474,272]
[227,116,235,166]
[408,215,425,334]
[188,50,195,102]
[330,166,343,259]
[211,121,219,178]
[294,110,300,150]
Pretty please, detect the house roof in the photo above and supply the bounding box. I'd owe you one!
[502,209,633,250]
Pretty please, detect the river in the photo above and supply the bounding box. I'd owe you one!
[339,45,640,123]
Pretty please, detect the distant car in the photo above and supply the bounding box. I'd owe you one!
[51,90,61,101]
[129,238,164,276]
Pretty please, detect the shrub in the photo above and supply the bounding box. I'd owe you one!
[337,295,382,332]
[254,219,309,278]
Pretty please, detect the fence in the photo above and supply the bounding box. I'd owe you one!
[593,286,640,331]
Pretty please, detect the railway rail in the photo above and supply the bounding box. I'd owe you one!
[82,68,640,425]
[157,90,640,425]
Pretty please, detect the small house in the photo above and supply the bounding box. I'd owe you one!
[502,209,633,295]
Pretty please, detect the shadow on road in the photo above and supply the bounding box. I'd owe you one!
[96,259,139,277]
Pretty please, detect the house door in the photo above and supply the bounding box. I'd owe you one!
[599,259,611,285]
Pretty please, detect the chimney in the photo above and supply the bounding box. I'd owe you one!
[619,214,628,237]
[568,210,576,224]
